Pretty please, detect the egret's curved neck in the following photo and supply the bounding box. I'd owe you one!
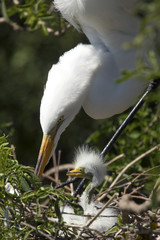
[40,44,103,136]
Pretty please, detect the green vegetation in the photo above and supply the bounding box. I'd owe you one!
[0,0,160,239]
[0,136,84,239]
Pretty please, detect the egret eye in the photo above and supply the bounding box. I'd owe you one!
[50,116,64,137]
[57,116,64,124]
[56,116,64,129]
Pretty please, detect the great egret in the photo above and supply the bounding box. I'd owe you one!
[35,0,147,177]
[61,147,117,232]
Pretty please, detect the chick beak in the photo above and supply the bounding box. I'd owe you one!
[34,134,54,178]
[67,167,90,179]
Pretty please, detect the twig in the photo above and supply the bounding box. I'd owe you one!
[149,176,160,199]
[115,166,160,191]
[105,153,125,167]
[86,193,118,228]
[57,150,61,180]
[44,163,74,176]
[0,217,54,240]
[21,222,55,240]
[137,107,159,147]
[110,144,160,189]
[98,143,160,201]
[11,144,17,160]
[129,185,144,195]
[39,171,71,191]
[114,228,123,238]
[52,151,61,184]
[77,193,118,238]
[124,165,160,194]
[127,195,150,201]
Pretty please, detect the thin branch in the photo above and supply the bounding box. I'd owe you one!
[128,185,145,195]
[11,144,17,161]
[0,217,55,240]
[149,176,160,199]
[44,163,74,176]
[98,143,160,201]
[20,221,55,240]
[124,165,160,194]
[86,193,118,228]
[105,153,125,167]
[115,166,160,189]
[57,150,61,182]
[110,143,160,189]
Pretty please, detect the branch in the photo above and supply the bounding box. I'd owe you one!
[98,143,160,201]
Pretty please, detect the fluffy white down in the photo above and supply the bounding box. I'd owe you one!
[62,203,117,232]
[61,147,117,232]
[74,146,105,187]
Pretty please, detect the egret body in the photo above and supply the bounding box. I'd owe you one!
[35,0,147,177]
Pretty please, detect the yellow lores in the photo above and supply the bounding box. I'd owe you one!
[67,167,91,179]
[35,116,64,178]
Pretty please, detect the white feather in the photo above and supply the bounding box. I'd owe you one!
[61,147,117,232]
[35,0,148,177]
[74,146,105,187]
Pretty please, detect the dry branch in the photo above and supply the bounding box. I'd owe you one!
[98,143,160,201]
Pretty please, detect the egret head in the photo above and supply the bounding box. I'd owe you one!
[34,66,82,177]
[35,44,102,178]
[67,147,105,188]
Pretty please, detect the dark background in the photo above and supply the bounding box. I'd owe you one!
[0,23,106,170]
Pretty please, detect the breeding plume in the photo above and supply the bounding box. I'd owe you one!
[62,147,117,232]
[35,0,147,177]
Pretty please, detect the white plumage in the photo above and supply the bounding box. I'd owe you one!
[35,0,147,177]
[62,147,117,232]
[73,147,105,188]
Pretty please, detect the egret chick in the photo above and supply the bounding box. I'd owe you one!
[62,147,117,232]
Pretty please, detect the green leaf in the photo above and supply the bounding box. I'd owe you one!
[54,199,61,222]
[1,0,10,22]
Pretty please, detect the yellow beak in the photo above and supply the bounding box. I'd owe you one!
[67,167,90,179]
[34,134,54,178]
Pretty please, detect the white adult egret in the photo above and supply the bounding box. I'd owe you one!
[35,0,147,177]
[61,147,117,232]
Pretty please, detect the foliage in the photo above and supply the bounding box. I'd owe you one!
[0,133,160,239]
[87,96,160,164]
[0,0,68,35]
[116,0,160,84]
[0,7,86,167]
[0,0,160,239]
[0,136,83,239]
